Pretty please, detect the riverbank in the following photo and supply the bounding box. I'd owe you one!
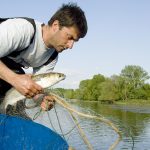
[115,99,150,106]
[68,99,150,114]
[68,99,150,106]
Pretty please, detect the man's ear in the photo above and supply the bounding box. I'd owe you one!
[52,20,60,32]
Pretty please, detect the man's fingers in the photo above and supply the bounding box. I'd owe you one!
[24,88,43,99]
[40,96,55,111]
[25,92,35,98]
[31,89,43,96]
[25,94,56,110]
[44,96,55,102]
[31,79,43,92]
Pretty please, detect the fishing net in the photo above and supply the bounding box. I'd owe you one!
[0,89,122,150]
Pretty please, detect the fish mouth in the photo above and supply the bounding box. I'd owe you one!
[62,75,66,80]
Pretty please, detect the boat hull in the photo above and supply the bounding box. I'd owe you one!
[0,114,68,150]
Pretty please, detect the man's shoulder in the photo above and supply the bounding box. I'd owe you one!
[0,18,37,57]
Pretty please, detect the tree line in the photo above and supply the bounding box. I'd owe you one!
[55,65,150,102]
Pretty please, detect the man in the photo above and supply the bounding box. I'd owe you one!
[0,3,88,111]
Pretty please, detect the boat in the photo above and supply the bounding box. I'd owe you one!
[0,114,69,150]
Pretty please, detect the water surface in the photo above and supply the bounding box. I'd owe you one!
[27,101,150,150]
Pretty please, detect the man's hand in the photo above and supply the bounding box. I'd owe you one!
[40,95,55,111]
[0,61,42,98]
[13,74,43,98]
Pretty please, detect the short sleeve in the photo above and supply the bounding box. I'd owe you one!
[0,18,34,57]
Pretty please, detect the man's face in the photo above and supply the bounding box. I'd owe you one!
[51,24,80,53]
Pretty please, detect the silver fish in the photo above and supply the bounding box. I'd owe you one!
[0,72,65,113]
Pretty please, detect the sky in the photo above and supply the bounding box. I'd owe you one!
[1,0,150,89]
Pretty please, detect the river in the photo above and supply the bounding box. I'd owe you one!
[27,100,150,150]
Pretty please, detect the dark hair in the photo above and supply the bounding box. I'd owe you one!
[48,3,88,38]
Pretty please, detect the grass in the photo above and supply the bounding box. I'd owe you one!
[115,99,150,106]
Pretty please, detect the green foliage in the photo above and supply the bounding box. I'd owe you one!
[139,84,150,99]
[120,65,150,100]
[98,78,119,101]
[78,74,105,100]
[55,65,150,102]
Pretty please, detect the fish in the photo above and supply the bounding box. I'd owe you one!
[0,72,66,113]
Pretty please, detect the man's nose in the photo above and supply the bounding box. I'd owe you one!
[67,40,74,49]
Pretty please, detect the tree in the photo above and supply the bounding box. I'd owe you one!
[78,74,105,100]
[110,75,129,100]
[98,78,119,101]
[120,65,150,99]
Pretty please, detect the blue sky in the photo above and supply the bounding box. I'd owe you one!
[1,0,150,89]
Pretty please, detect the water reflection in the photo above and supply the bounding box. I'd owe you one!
[27,100,150,150]
[70,101,150,150]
